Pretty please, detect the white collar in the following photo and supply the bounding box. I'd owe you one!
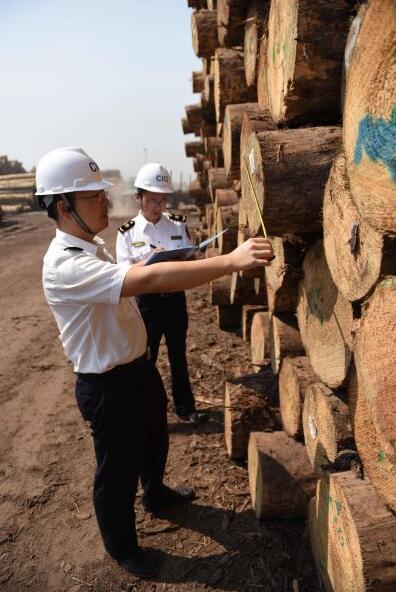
[136,210,167,229]
[55,229,105,255]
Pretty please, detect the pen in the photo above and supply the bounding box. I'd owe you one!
[150,244,156,249]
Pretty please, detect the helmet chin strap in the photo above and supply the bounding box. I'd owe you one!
[61,194,95,235]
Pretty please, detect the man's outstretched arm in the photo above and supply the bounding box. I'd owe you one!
[121,238,273,298]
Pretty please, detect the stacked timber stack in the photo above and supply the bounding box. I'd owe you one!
[184,0,274,330]
[183,0,396,589]
[306,3,396,588]
[0,173,36,212]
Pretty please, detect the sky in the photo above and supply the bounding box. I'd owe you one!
[0,0,201,188]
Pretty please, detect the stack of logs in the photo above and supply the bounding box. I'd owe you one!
[0,173,36,213]
[183,1,396,590]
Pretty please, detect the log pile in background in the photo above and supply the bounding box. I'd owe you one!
[0,173,36,212]
[183,1,396,587]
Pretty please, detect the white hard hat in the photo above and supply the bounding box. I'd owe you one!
[35,147,113,198]
[135,162,174,194]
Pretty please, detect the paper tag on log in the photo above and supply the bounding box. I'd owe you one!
[249,148,255,174]
[308,416,317,440]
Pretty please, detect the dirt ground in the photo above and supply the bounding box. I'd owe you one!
[0,212,321,592]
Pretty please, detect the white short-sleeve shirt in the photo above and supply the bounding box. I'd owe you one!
[42,229,147,374]
[116,210,193,265]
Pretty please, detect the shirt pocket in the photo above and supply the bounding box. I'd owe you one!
[131,244,151,261]
[170,234,183,249]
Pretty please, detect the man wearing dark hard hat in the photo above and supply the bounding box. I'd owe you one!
[37,146,274,579]
[117,162,205,423]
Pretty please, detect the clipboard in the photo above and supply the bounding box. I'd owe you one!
[144,227,229,265]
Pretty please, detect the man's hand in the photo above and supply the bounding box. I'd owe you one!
[229,238,274,271]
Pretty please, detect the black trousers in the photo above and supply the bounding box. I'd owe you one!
[137,292,195,417]
[75,356,169,560]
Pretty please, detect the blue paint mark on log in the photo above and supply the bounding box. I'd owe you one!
[354,106,396,182]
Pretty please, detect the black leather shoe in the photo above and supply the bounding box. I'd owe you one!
[143,484,195,513]
[115,548,158,578]
[177,411,208,423]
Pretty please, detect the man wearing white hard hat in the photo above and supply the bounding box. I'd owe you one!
[38,147,274,579]
[116,162,205,424]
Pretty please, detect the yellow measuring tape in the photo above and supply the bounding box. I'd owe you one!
[242,156,275,261]
[243,157,267,238]
[243,156,268,238]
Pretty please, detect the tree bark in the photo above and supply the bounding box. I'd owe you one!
[266,0,350,125]
[343,0,396,234]
[349,364,396,514]
[265,234,307,313]
[203,73,214,105]
[302,382,354,475]
[186,100,216,132]
[204,136,223,162]
[309,471,396,592]
[352,276,396,511]
[223,102,263,181]
[214,187,238,214]
[188,0,207,8]
[193,154,205,173]
[244,0,269,87]
[297,241,354,389]
[185,140,205,158]
[191,9,219,58]
[230,272,266,306]
[201,159,212,187]
[248,431,317,519]
[209,275,231,305]
[270,313,304,375]
[224,369,280,460]
[214,48,257,124]
[208,167,231,202]
[279,356,318,440]
[192,70,205,93]
[204,203,214,231]
[217,0,247,47]
[181,117,194,135]
[200,120,217,140]
[324,152,396,302]
[240,126,341,237]
[185,103,202,135]
[216,203,238,254]
[256,33,268,110]
[242,305,266,342]
[188,179,210,206]
[250,311,270,369]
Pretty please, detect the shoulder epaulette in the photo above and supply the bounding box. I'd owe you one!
[118,219,135,233]
[64,246,83,252]
[167,212,186,223]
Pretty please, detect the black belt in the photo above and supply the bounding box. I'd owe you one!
[77,350,150,379]
[138,291,184,299]
[160,291,184,298]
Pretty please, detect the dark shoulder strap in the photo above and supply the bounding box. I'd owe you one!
[118,219,135,234]
[167,212,186,223]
